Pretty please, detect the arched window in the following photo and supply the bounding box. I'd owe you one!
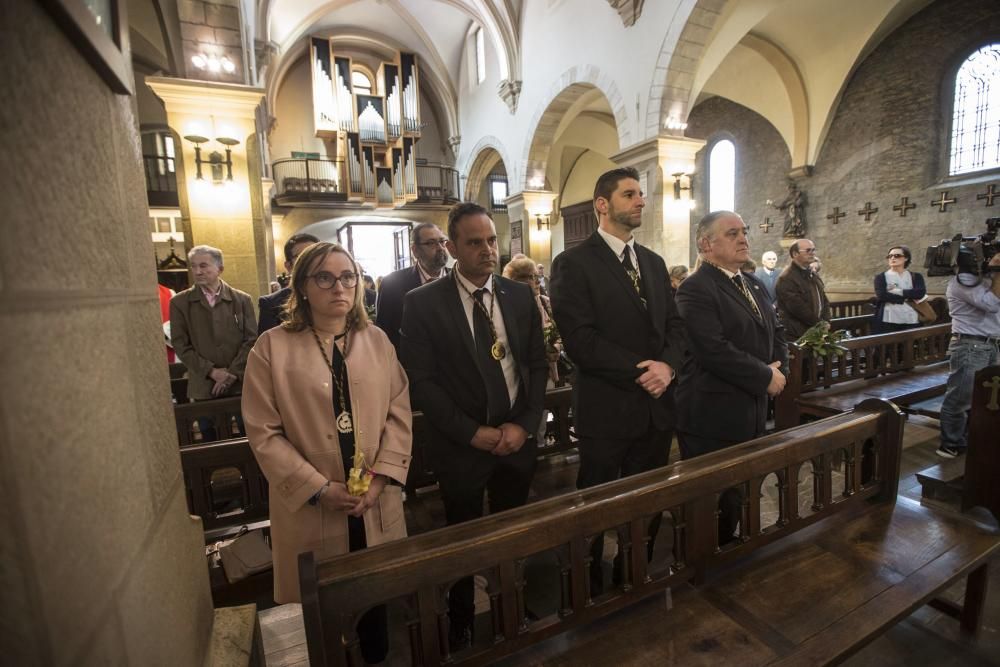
[709,139,736,212]
[351,70,372,95]
[950,44,1000,175]
[475,27,486,84]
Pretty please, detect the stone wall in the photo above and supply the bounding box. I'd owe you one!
[0,2,213,664]
[686,0,1000,294]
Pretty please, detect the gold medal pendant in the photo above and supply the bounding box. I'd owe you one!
[491,340,507,361]
[337,411,354,434]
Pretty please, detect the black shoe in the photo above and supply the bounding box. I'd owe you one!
[936,445,963,459]
[448,625,472,653]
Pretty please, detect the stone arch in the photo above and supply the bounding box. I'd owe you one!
[520,67,629,191]
[645,0,732,139]
[463,136,513,203]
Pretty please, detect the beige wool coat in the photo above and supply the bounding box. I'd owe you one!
[242,323,412,603]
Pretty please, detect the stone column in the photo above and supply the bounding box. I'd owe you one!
[0,2,213,664]
[505,190,557,266]
[147,77,271,301]
[611,135,704,267]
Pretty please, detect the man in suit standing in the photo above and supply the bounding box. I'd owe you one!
[776,239,831,340]
[376,222,449,351]
[755,250,780,304]
[258,233,319,333]
[675,211,787,544]
[549,167,685,591]
[401,203,547,649]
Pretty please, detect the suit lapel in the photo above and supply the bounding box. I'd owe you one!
[444,276,478,364]
[494,276,521,363]
[635,246,660,330]
[588,233,647,316]
[711,266,764,327]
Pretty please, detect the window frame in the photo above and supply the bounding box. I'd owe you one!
[708,138,736,213]
[475,27,486,85]
[947,42,1000,177]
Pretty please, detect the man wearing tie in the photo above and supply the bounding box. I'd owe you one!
[754,250,780,304]
[400,202,548,650]
[675,211,787,544]
[549,167,685,592]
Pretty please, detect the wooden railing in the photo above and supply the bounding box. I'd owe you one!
[298,400,904,666]
[272,157,347,204]
[829,298,875,319]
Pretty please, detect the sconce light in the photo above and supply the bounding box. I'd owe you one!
[183,135,240,184]
[191,53,237,74]
[535,212,551,232]
[672,172,691,200]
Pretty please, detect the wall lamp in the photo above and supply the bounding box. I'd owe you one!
[190,53,237,74]
[183,135,240,183]
[535,212,551,232]
[672,172,691,200]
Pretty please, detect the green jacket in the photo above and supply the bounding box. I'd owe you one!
[169,281,258,400]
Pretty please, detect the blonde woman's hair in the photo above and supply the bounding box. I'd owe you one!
[502,256,537,282]
[281,242,370,332]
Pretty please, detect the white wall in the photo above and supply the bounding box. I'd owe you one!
[456,0,689,191]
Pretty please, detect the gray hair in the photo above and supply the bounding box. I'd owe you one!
[188,245,224,267]
[410,222,441,245]
[695,210,741,248]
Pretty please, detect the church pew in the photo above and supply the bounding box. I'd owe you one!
[181,438,269,536]
[828,298,874,319]
[175,395,245,445]
[297,399,999,666]
[828,314,872,337]
[774,323,952,430]
[962,364,1000,522]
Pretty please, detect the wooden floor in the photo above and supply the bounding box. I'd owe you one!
[259,417,1000,666]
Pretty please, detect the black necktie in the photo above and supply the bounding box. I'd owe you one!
[732,275,762,320]
[473,289,510,425]
[622,249,645,304]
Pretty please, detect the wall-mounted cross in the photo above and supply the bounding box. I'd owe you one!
[977,184,998,207]
[984,375,1000,411]
[826,207,846,224]
[759,217,773,233]
[892,196,916,217]
[857,201,878,222]
[931,191,957,212]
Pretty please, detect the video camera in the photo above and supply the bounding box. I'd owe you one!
[924,217,1000,277]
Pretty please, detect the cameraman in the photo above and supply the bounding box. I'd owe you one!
[937,252,1000,459]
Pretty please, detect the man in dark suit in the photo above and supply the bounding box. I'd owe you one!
[376,222,449,350]
[754,250,780,304]
[400,203,547,649]
[549,167,686,590]
[675,211,788,544]
[257,233,319,333]
[775,238,831,340]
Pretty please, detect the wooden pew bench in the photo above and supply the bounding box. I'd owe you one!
[297,399,1000,666]
[181,438,275,608]
[775,323,952,430]
[175,395,244,445]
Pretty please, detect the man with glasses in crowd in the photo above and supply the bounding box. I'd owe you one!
[376,222,450,351]
[775,239,830,340]
[258,233,319,333]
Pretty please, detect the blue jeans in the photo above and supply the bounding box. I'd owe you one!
[940,337,1000,449]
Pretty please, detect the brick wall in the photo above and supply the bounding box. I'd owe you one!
[687,0,1000,294]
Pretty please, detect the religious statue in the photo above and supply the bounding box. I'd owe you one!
[767,180,806,238]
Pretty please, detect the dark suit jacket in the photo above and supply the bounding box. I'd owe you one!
[776,263,831,340]
[675,264,787,452]
[400,274,548,464]
[549,232,686,440]
[754,266,779,303]
[375,266,423,350]
[258,287,291,334]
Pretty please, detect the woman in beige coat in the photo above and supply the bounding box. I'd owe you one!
[242,242,411,664]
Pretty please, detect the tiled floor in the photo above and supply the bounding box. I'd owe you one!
[260,418,1000,666]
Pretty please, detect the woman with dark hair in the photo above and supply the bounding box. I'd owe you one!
[873,245,927,333]
[242,242,411,664]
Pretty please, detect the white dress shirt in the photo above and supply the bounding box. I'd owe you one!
[454,271,520,407]
[597,227,641,278]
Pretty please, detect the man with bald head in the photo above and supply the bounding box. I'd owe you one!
[755,250,780,304]
[675,211,787,544]
[776,239,831,340]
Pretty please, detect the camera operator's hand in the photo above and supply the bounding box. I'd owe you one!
[990,254,1000,297]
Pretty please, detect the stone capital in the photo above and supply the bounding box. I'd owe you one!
[497,79,523,114]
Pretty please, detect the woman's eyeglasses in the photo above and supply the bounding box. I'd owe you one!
[309,271,358,289]
[886,253,906,259]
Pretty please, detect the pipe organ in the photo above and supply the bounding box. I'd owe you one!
[309,36,421,207]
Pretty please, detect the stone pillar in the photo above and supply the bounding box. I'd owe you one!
[147,77,271,301]
[505,190,557,266]
[611,135,705,267]
[0,1,213,664]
